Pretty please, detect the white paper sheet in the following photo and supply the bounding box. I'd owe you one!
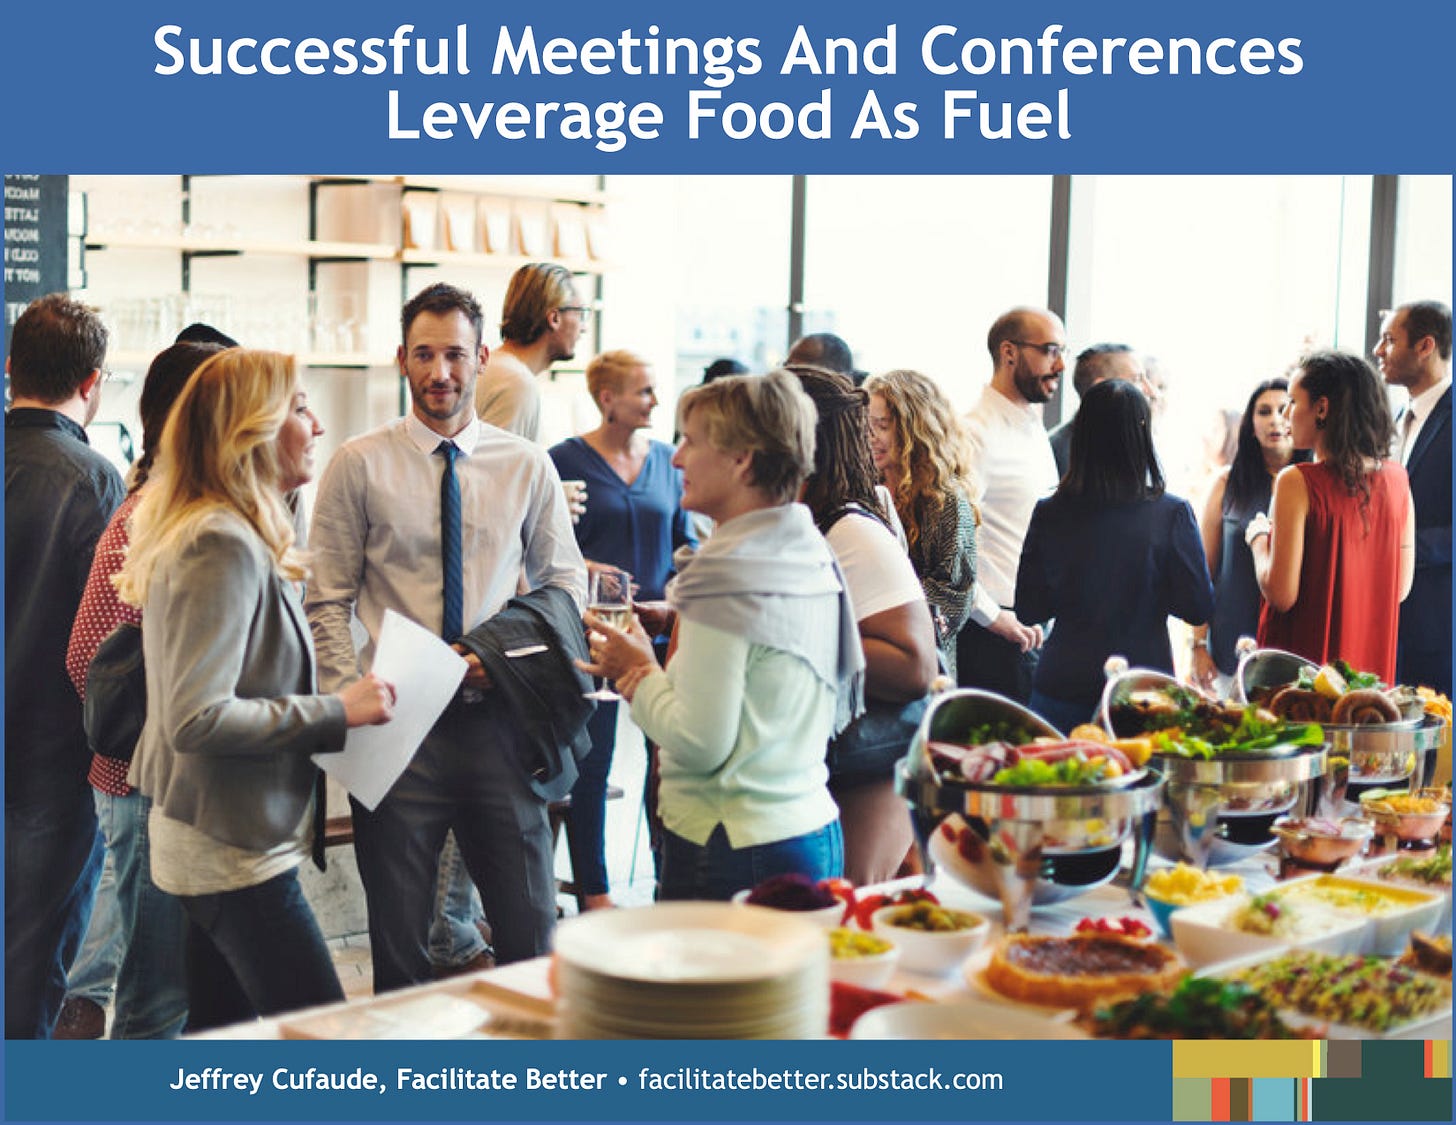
[313,608,468,810]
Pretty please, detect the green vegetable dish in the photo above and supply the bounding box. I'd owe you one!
[1297,659,1381,692]
[1230,950,1452,1033]
[1082,976,1313,1039]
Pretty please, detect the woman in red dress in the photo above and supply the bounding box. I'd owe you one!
[1252,351,1415,683]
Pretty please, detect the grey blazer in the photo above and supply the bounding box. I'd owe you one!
[129,509,346,852]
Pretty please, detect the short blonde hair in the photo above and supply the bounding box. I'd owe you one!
[677,368,816,505]
[586,349,649,405]
[116,349,304,606]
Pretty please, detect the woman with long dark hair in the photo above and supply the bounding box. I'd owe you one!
[1015,379,1214,732]
[1252,351,1415,682]
[1190,379,1307,691]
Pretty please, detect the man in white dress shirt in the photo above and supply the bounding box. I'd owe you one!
[307,283,586,990]
[957,307,1065,702]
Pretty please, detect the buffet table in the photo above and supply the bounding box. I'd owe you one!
[194,852,1360,1041]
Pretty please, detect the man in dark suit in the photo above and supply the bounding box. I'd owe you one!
[1375,299,1452,695]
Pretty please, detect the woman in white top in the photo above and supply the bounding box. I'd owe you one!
[581,369,862,901]
[789,366,939,886]
[118,349,396,1028]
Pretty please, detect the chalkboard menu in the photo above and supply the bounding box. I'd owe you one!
[4,174,69,355]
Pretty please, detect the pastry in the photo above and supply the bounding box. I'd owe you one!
[985,932,1185,1010]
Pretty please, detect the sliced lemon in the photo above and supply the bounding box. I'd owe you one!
[1313,664,1348,699]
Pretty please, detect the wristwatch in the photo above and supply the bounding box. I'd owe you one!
[1190,637,1209,651]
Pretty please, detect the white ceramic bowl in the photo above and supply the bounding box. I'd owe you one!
[730,889,845,929]
[871,904,990,976]
[827,931,901,989]
[1344,855,1452,934]
[1272,872,1446,957]
[1170,892,1367,968]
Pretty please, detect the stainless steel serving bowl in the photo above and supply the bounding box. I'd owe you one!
[1098,665,1331,868]
[1235,646,1442,793]
[895,689,1165,932]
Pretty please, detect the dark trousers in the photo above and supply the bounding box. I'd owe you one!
[180,868,343,1032]
[564,699,631,898]
[5,789,103,1038]
[956,622,1040,704]
[351,699,556,994]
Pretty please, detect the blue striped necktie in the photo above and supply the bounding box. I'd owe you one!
[436,441,463,640]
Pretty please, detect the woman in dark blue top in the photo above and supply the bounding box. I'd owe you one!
[549,350,695,909]
[1015,379,1214,733]
[1189,378,1305,690]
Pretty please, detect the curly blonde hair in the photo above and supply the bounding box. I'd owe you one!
[864,369,978,552]
[116,349,305,606]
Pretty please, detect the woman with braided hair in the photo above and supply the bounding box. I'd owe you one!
[789,365,938,885]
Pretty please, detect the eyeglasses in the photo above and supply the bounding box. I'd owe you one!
[1012,341,1069,361]
[558,306,593,322]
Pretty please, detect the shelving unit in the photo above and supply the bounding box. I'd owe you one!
[77,174,610,371]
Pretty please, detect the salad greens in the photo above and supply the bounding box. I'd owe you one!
[961,718,1039,747]
[991,754,1120,787]
[1152,707,1324,760]
[1296,659,1381,691]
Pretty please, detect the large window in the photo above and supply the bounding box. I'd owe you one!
[1064,176,1372,499]
[1394,176,1453,307]
[801,176,1055,411]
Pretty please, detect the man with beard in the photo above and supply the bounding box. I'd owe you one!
[1375,299,1452,696]
[956,307,1065,702]
[306,283,587,990]
[474,262,590,443]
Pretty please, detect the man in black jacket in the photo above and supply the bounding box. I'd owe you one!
[5,294,125,1038]
[1376,299,1452,696]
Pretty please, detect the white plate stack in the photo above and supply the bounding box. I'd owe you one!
[553,902,829,1039]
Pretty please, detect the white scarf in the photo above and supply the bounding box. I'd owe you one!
[668,503,865,733]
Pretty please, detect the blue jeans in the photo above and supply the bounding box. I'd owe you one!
[564,699,626,898]
[100,791,188,1037]
[1028,690,1096,736]
[351,699,555,993]
[65,835,120,1006]
[658,820,844,902]
[427,831,488,967]
[180,868,343,1031]
[5,790,104,1038]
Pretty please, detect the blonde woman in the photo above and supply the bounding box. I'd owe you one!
[548,350,695,909]
[118,349,395,1029]
[581,370,862,900]
[865,369,979,678]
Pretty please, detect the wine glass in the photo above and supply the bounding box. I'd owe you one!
[585,566,633,702]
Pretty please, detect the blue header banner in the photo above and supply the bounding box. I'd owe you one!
[1,0,1450,173]
[3,1039,1171,1121]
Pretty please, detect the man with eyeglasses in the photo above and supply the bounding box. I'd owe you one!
[956,306,1065,703]
[475,261,591,445]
